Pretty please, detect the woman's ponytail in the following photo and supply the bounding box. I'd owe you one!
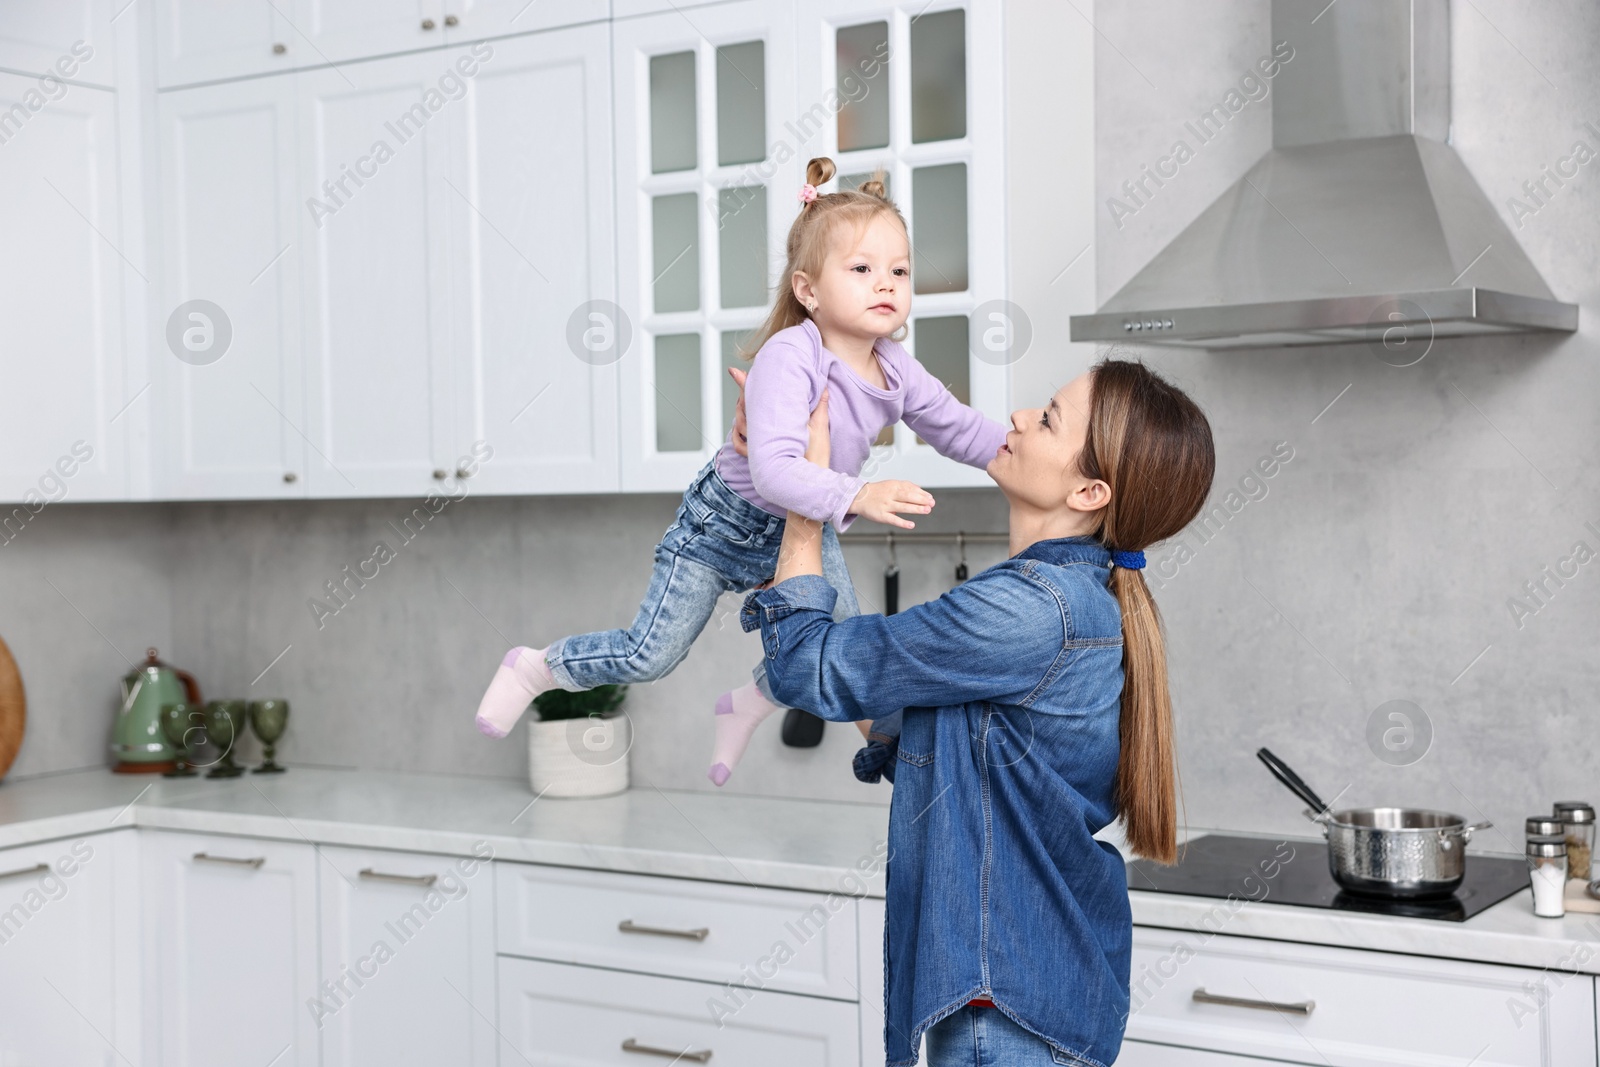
[1077,359,1215,864]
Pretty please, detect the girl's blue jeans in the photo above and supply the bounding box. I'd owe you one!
[544,459,861,702]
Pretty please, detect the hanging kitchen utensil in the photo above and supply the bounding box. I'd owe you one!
[884,532,899,615]
[955,532,968,583]
[1256,747,1491,899]
[0,635,24,781]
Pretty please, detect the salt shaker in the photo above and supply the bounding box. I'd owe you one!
[1553,801,1595,881]
[1526,815,1565,838]
[1527,834,1568,918]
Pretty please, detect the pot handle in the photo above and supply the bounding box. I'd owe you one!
[1445,820,1493,848]
[1256,748,1330,822]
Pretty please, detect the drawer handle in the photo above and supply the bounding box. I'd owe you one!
[0,862,48,881]
[1192,987,1314,1016]
[622,1038,712,1062]
[359,868,438,887]
[618,919,709,941]
[193,852,265,869]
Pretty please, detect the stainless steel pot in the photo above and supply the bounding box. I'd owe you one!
[1257,748,1492,899]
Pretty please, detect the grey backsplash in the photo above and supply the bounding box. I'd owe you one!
[4,1,1598,853]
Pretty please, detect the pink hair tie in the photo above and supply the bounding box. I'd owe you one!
[797,183,818,204]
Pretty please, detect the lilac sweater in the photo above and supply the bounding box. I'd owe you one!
[714,319,1008,532]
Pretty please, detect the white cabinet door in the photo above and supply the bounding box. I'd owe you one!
[317,844,496,1067]
[141,830,320,1067]
[297,53,455,498]
[292,0,446,68]
[498,955,860,1066]
[154,75,307,499]
[1114,1043,1294,1065]
[445,27,618,494]
[154,0,298,88]
[0,0,114,86]
[0,73,128,506]
[612,0,798,493]
[445,0,608,42]
[0,835,122,1066]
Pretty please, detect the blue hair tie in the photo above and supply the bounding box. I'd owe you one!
[1110,549,1145,570]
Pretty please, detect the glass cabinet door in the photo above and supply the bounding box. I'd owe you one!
[614,1,798,492]
[800,0,1006,490]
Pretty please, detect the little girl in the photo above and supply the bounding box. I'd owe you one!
[474,157,1008,785]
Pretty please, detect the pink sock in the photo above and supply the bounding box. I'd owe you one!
[707,682,784,786]
[475,646,558,739]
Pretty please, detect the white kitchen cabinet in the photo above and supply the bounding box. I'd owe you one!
[154,74,307,499]
[1114,1043,1293,1065]
[612,0,799,493]
[317,844,497,1067]
[0,0,114,86]
[291,0,447,68]
[154,0,298,88]
[447,0,609,41]
[498,954,861,1066]
[0,833,129,1067]
[0,72,129,506]
[140,830,320,1067]
[444,26,619,494]
[296,52,456,498]
[1124,927,1597,1066]
[496,862,859,999]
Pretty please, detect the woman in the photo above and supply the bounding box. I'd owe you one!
[732,360,1215,1067]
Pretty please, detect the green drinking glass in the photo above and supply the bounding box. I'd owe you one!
[248,699,289,774]
[160,702,202,777]
[204,700,246,778]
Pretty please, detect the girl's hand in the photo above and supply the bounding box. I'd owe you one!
[848,480,935,530]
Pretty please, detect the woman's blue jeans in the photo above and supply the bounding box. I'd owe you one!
[925,1006,1071,1066]
[544,459,860,701]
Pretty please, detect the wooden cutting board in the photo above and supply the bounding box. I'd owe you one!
[0,635,24,780]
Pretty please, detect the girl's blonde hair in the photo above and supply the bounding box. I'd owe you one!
[1075,359,1216,864]
[740,157,907,360]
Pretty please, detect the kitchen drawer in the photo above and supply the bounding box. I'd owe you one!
[495,863,859,1000]
[1126,928,1596,1066]
[497,955,860,1066]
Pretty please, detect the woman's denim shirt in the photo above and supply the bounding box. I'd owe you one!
[741,536,1130,1067]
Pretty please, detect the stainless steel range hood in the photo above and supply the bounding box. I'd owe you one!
[1070,0,1578,350]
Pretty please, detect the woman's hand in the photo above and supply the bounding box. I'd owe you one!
[726,366,831,469]
[848,481,935,530]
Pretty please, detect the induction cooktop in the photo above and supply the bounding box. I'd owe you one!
[1127,833,1530,922]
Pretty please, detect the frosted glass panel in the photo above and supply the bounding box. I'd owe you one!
[910,9,966,143]
[836,22,889,151]
[718,186,767,309]
[913,316,969,446]
[839,171,891,198]
[912,164,968,293]
[716,41,766,166]
[720,329,753,438]
[655,333,703,452]
[652,193,700,313]
[650,51,696,173]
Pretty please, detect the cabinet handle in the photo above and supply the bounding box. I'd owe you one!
[622,1038,712,1062]
[283,471,298,483]
[454,466,473,480]
[421,17,436,29]
[193,852,266,869]
[618,919,709,941]
[1192,987,1314,1015]
[445,14,459,26]
[358,868,438,887]
[432,468,448,480]
[272,42,286,54]
[0,862,48,881]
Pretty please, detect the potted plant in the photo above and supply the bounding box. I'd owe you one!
[526,685,631,798]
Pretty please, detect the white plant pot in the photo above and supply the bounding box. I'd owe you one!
[527,712,630,798]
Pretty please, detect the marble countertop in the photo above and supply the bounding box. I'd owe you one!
[0,766,894,896]
[1,768,1593,974]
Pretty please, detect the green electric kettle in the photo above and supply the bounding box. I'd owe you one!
[115,648,202,774]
